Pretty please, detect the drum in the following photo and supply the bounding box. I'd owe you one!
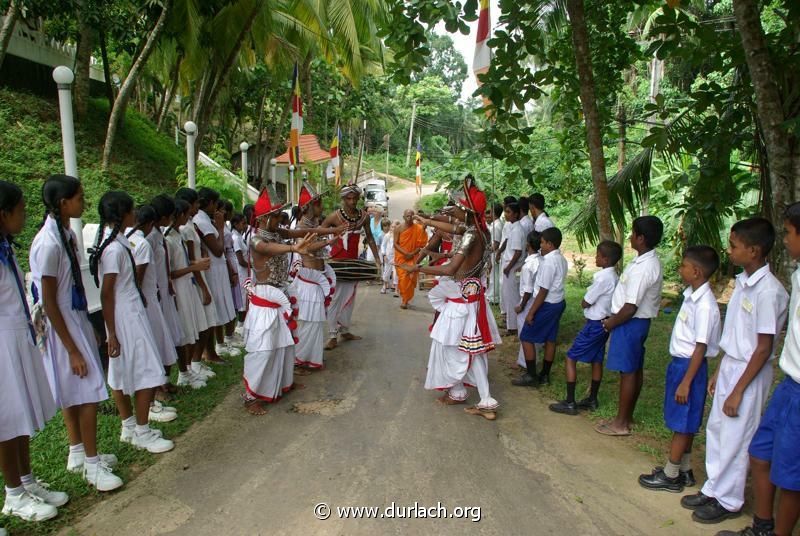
[328,259,379,281]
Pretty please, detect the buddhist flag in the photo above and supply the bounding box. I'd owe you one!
[472,0,492,115]
[330,125,341,186]
[289,63,303,167]
[415,142,422,185]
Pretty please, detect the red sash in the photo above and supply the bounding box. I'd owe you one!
[446,289,493,348]
[297,275,319,286]
[249,294,281,308]
[330,232,360,259]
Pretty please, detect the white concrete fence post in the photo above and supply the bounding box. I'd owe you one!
[184,121,197,189]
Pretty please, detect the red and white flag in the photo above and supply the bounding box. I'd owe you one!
[472,0,492,115]
[289,63,303,167]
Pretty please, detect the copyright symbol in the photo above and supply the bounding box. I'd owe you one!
[314,502,330,520]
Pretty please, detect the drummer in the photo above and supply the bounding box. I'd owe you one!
[320,181,382,350]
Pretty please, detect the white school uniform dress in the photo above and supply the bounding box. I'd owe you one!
[498,220,509,309]
[100,230,167,395]
[0,242,57,442]
[181,223,218,328]
[516,252,541,367]
[150,229,183,347]
[164,228,207,345]
[223,225,243,312]
[533,213,554,233]
[501,220,525,330]
[487,218,504,304]
[193,211,235,326]
[232,229,249,311]
[702,264,788,512]
[29,216,108,408]
[129,229,178,368]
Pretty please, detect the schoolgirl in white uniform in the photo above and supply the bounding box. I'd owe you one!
[126,205,179,423]
[89,191,174,454]
[149,194,184,373]
[175,188,219,377]
[0,181,65,523]
[164,199,211,389]
[29,175,121,491]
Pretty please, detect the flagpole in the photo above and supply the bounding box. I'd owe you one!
[354,119,367,182]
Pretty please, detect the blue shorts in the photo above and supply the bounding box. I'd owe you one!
[606,318,651,373]
[748,377,800,491]
[663,356,708,435]
[520,300,566,344]
[567,320,609,364]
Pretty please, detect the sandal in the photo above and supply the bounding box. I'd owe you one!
[436,394,466,405]
[340,333,362,341]
[594,422,630,436]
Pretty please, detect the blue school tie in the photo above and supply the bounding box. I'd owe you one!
[0,239,36,345]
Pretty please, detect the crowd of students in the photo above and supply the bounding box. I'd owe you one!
[0,176,347,528]
[486,191,798,535]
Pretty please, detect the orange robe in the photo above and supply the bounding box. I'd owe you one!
[395,223,428,304]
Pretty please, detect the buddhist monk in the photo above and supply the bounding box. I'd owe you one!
[394,209,428,309]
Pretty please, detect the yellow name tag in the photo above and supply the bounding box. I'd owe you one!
[795,305,800,318]
[742,298,754,313]
[678,310,689,322]
[620,274,627,284]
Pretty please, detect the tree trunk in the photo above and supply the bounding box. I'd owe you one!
[99,29,115,108]
[74,0,94,119]
[0,0,20,71]
[265,90,292,162]
[732,0,794,223]
[101,0,172,171]
[157,57,180,132]
[194,1,262,154]
[253,85,267,182]
[566,0,614,241]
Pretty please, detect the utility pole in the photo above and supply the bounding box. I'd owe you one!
[385,133,390,176]
[405,101,417,167]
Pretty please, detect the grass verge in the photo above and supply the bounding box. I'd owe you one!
[0,354,243,536]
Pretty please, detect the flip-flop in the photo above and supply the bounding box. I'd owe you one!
[594,422,630,436]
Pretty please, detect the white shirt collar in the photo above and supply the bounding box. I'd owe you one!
[683,281,711,303]
[737,264,771,288]
[543,248,561,259]
[633,249,656,264]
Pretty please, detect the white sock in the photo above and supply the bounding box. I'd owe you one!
[5,485,24,497]
[20,474,34,486]
[122,416,136,429]
[134,424,150,436]
[85,455,99,465]
[191,362,202,373]
[69,443,85,454]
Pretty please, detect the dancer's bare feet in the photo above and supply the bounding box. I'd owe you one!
[437,393,466,405]
[464,406,497,420]
[324,338,338,350]
[293,367,312,376]
[244,399,269,416]
[340,333,362,341]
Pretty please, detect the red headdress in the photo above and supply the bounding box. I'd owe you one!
[253,184,288,224]
[298,180,321,209]
[457,175,488,231]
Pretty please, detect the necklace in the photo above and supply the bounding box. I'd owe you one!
[338,207,362,225]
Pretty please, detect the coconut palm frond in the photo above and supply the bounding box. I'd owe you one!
[567,146,655,248]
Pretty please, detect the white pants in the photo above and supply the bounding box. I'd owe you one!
[487,260,501,304]
[500,270,520,330]
[701,356,774,511]
[328,280,357,337]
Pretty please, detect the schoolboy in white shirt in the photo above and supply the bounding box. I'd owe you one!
[639,246,720,493]
[596,216,663,437]
[550,240,621,415]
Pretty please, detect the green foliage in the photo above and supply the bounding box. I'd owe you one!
[0,89,180,270]
[415,32,468,96]
[417,192,448,214]
[176,166,244,212]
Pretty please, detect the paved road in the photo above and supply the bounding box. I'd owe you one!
[64,182,741,535]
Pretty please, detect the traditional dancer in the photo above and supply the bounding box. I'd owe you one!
[320,182,381,349]
[29,175,121,490]
[398,177,502,420]
[287,182,338,371]
[241,187,314,415]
